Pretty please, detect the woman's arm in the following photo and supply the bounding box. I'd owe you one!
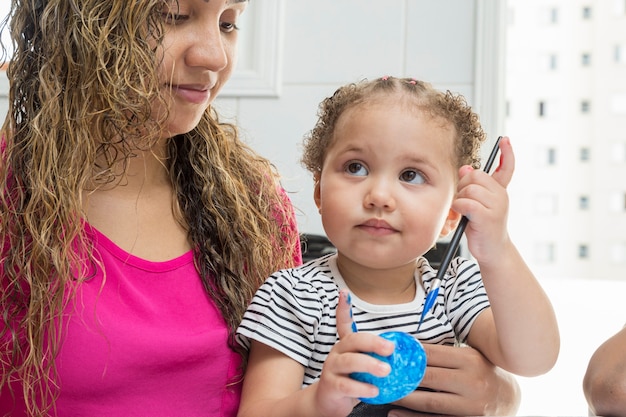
[388,343,520,416]
[583,326,626,417]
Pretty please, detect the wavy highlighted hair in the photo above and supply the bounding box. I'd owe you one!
[0,1,300,416]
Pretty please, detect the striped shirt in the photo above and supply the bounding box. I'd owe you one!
[236,253,489,387]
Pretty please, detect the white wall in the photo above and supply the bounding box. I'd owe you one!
[215,0,506,237]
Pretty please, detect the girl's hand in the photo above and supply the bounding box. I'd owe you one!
[314,290,395,416]
[452,136,515,263]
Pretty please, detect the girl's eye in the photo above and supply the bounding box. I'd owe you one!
[400,169,426,184]
[345,162,368,177]
[220,21,240,33]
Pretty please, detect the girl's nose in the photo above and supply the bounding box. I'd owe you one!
[363,179,396,211]
[186,26,228,71]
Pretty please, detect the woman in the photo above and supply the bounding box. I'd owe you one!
[0,1,300,416]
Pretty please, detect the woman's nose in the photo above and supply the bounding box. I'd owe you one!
[186,26,228,71]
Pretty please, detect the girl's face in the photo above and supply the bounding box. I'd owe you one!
[314,97,461,271]
[155,0,247,137]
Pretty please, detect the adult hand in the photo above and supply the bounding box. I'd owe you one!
[387,344,520,416]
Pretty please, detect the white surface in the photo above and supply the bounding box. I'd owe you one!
[515,277,626,416]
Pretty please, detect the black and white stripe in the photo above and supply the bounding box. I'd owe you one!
[236,253,489,387]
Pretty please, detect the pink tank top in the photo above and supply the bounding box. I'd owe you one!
[1,225,243,417]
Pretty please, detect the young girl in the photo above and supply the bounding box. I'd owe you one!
[0,1,301,416]
[236,76,560,417]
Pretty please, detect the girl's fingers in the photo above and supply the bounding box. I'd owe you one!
[491,136,515,188]
[336,289,356,339]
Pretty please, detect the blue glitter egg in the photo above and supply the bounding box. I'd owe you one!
[350,331,426,405]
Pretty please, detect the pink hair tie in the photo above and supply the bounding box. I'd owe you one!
[381,75,390,81]
[409,78,417,85]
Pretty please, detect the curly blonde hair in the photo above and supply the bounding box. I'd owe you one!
[0,1,300,416]
[301,76,486,175]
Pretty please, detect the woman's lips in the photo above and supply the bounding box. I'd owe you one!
[169,84,211,104]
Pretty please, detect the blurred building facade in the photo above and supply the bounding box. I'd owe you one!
[505,0,626,280]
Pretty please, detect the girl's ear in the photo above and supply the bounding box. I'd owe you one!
[439,209,462,238]
[313,173,322,212]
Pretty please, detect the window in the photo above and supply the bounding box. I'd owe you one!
[609,191,626,212]
[534,242,556,264]
[549,53,558,70]
[610,242,626,264]
[611,94,626,114]
[579,196,589,210]
[578,244,589,259]
[547,147,557,165]
[611,142,626,162]
[535,147,559,167]
[615,45,626,64]
[540,7,560,24]
[581,100,591,113]
[580,147,590,161]
[582,6,592,19]
[581,53,591,66]
[536,99,561,117]
[537,53,558,71]
[550,8,559,23]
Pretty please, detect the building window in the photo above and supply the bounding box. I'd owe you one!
[582,6,592,19]
[580,147,590,161]
[581,100,591,113]
[615,45,626,64]
[612,94,626,114]
[547,147,557,165]
[534,242,555,264]
[578,244,589,259]
[609,191,626,212]
[550,7,559,23]
[611,242,626,264]
[581,53,591,66]
[541,7,560,24]
[611,142,626,162]
[539,101,546,116]
[549,54,558,70]
[579,196,590,210]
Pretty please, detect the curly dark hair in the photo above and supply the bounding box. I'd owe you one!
[301,76,486,175]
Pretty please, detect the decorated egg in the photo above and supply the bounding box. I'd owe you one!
[350,331,426,405]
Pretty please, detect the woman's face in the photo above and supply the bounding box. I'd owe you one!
[154,0,248,137]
